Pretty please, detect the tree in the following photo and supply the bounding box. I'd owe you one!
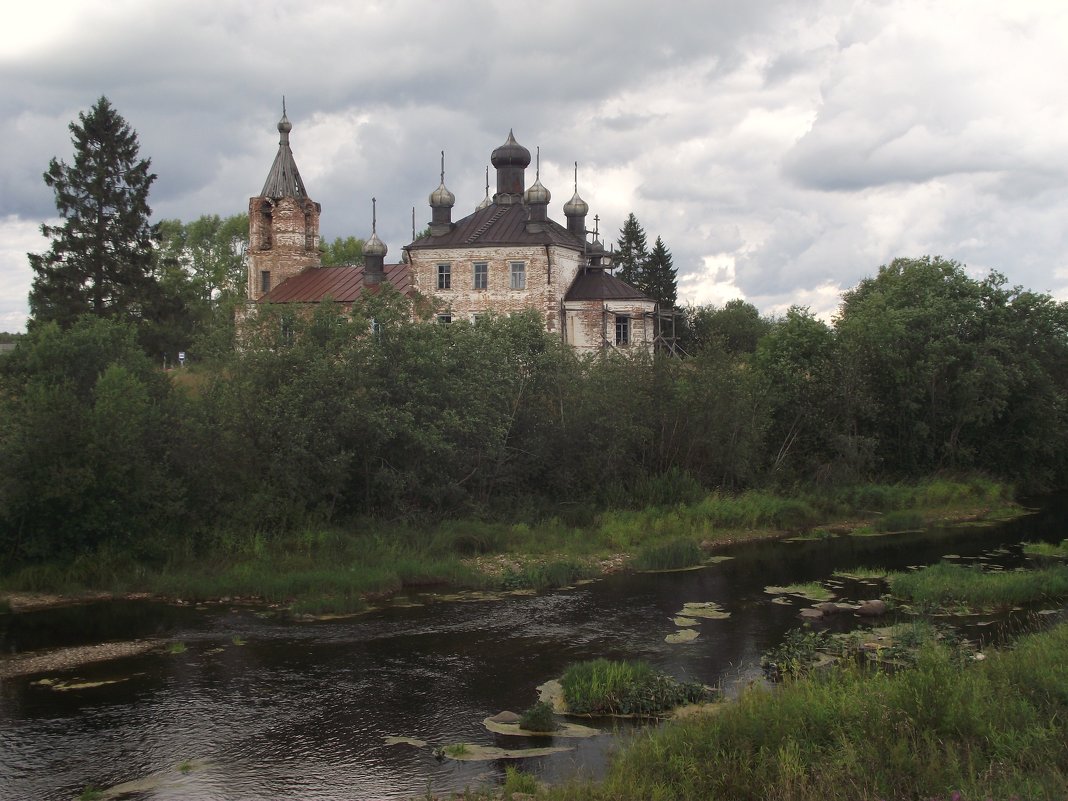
[642,236,677,308]
[157,214,249,302]
[615,213,648,288]
[28,97,159,328]
[321,236,365,266]
[683,299,771,356]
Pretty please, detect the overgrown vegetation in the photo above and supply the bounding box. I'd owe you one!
[518,701,559,733]
[560,659,710,716]
[553,624,1068,801]
[887,561,1068,612]
[761,627,831,680]
[1023,538,1068,560]
[632,538,702,570]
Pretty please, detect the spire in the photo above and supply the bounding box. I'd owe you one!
[476,165,491,210]
[260,100,309,199]
[364,197,387,257]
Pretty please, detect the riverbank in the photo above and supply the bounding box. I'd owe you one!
[0,477,1022,615]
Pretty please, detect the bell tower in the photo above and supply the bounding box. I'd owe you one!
[248,102,321,300]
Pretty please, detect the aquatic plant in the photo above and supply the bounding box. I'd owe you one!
[577,624,1068,801]
[763,582,834,602]
[560,659,710,715]
[832,566,888,580]
[1023,539,1068,560]
[443,743,469,757]
[78,785,103,801]
[632,538,702,570]
[518,700,559,733]
[167,641,187,654]
[761,627,830,680]
[888,562,1068,612]
[500,559,592,591]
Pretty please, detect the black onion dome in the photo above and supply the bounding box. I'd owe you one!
[491,130,531,168]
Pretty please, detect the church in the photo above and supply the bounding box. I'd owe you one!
[246,109,668,353]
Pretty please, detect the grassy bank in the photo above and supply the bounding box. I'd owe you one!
[548,623,1068,801]
[0,477,1019,613]
[887,561,1068,613]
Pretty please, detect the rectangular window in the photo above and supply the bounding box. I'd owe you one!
[615,315,630,346]
[510,261,526,290]
[437,263,451,290]
[473,261,488,290]
[437,314,452,326]
[260,270,271,294]
[471,313,484,324]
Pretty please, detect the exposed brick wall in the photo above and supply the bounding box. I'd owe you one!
[563,299,657,353]
[247,195,322,300]
[409,244,582,333]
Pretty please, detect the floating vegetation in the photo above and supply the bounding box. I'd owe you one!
[482,716,600,738]
[764,583,834,602]
[231,635,246,646]
[32,677,129,692]
[439,743,573,761]
[166,642,187,655]
[672,616,699,627]
[680,601,730,619]
[703,555,734,564]
[559,659,713,716]
[383,736,428,748]
[832,567,888,580]
[666,629,699,644]
[761,627,833,680]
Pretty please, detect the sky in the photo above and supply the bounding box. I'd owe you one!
[2,0,1067,332]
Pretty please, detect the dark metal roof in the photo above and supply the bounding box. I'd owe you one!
[261,263,412,303]
[564,269,654,302]
[407,202,585,250]
[260,112,309,199]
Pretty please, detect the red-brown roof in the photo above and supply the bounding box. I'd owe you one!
[407,202,585,250]
[261,263,412,303]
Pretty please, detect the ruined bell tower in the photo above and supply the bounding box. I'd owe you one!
[247,104,321,300]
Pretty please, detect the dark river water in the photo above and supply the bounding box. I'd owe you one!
[2,501,1066,800]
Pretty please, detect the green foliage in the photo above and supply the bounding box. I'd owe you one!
[1023,539,1068,559]
[761,627,830,680]
[614,213,648,289]
[28,97,158,328]
[577,624,1068,801]
[519,701,559,733]
[561,659,710,715]
[872,509,925,532]
[632,538,701,570]
[500,560,591,591]
[682,299,772,356]
[503,766,539,795]
[320,235,364,266]
[888,562,1068,612]
[641,236,677,308]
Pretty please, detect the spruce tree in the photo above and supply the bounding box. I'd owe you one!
[28,96,159,328]
[643,236,678,308]
[615,213,648,288]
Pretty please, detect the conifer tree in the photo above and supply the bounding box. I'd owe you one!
[28,97,159,328]
[642,236,678,308]
[615,213,648,288]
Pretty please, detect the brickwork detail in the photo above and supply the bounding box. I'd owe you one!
[247,195,322,300]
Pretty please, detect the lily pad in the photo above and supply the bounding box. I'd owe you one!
[764,584,834,602]
[665,629,699,644]
[384,736,428,748]
[681,601,730,619]
[440,743,573,761]
[703,555,734,564]
[672,616,699,627]
[482,717,600,738]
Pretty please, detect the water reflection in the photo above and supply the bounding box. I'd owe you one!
[1,501,1065,800]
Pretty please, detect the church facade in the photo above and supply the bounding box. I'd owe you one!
[247,111,661,352]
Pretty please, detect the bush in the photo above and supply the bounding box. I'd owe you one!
[519,701,559,733]
[561,659,710,715]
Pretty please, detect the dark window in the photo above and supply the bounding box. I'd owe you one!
[260,271,271,294]
[615,315,630,346]
[510,261,526,290]
[438,314,452,326]
[473,261,488,289]
[437,263,451,290]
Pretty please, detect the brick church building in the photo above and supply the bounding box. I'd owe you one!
[247,109,665,352]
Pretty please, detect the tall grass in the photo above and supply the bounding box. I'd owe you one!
[562,624,1068,801]
[632,538,702,570]
[1023,539,1068,559]
[888,562,1068,611]
[560,659,709,716]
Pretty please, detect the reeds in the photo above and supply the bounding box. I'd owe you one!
[888,561,1068,611]
[560,659,709,715]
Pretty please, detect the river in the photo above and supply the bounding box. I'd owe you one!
[2,501,1065,800]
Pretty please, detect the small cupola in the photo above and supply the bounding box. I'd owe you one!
[586,214,610,269]
[491,130,530,205]
[563,162,589,238]
[364,197,387,285]
[428,151,456,236]
[524,147,551,231]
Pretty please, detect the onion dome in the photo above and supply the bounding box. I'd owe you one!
[364,230,387,257]
[563,189,588,217]
[491,130,531,169]
[277,110,292,136]
[429,181,455,208]
[524,176,550,205]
